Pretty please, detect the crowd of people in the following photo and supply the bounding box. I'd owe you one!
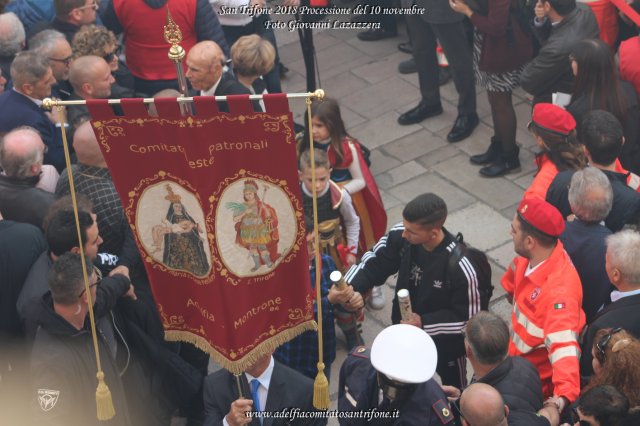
[1,0,640,425]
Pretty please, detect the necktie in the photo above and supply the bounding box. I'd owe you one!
[250,379,261,412]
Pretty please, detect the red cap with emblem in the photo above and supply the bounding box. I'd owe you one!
[531,103,576,135]
[517,197,565,238]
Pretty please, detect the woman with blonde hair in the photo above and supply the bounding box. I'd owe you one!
[230,34,275,95]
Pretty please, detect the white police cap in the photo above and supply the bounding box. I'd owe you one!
[370,324,438,384]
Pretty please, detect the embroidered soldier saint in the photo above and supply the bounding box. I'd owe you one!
[151,184,210,276]
[226,180,280,272]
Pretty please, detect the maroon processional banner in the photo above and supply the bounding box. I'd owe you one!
[86,95,315,373]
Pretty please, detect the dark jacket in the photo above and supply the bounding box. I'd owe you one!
[203,359,324,426]
[520,5,599,101]
[476,356,544,413]
[546,168,640,232]
[568,81,640,175]
[30,292,132,425]
[580,293,640,376]
[346,225,488,361]
[338,346,454,425]
[29,18,80,44]
[560,219,613,323]
[470,0,533,73]
[0,221,46,339]
[0,174,54,230]
[0,89,66,172]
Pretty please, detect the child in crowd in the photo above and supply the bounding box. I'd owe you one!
[301,98,388,309]
[303,97,387,253]
[274,218,363,379]
[299,149,360,271]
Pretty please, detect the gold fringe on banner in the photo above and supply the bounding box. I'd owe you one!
[165,319,316,375]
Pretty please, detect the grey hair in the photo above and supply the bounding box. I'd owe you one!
[10,51,50,87]
[568,166,613,222]
[0,13,26,56]
[0,126,43,178]
[465,311,510,365]
[28,30,67,56]
[48,252,94,305]
[606,230,640,285]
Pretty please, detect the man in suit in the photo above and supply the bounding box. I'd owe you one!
[185,40,252,113]
[397,0,478,143]
[203,352,325,426]
[580,229,640,376]
[0,51,66,172]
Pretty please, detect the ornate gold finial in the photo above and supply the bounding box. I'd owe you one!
[312,89,325,101]
[42,97,56,110]
[164,7,185,62]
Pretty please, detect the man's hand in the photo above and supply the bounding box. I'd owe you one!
[124,284,137,301]
[283,0,300,6]
[226,398,254,426]
[343,291,364,311]
[250,0,266,7]
[109,265,130,279]
[400,312,422,328]
[441,385,461,401]
[328,284,354,305]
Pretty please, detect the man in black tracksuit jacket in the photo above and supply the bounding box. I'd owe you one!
[345,193,489,388]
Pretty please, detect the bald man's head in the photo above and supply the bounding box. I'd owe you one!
[73,121,105,167]
[185,41,224,92]
[68,55,115,99]
[0,127,46,178]
[460,383,508,426]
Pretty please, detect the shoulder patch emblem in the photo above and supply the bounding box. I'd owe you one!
[530,287,541,301]
[38,389,60,412]
[351,346,370,358]
[432,398,454,424]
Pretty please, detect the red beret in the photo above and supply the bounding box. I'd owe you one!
[531,103,576,135]
[517,198,565,238]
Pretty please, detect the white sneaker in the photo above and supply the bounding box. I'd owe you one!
[368,286,385,310]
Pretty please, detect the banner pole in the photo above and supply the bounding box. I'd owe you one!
[57,106,116,420]
[163,7,192,115]
[306,96,330,410]
[42,90,325,109]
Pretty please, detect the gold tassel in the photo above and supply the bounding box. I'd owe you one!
[95,371,116,420]
[313,362,330,410]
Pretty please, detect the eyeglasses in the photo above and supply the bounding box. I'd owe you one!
[77,0,98,11]
[48,55,73,66]
[103,46,122,63]
[78,280,100,298]
[572,407,595,426]
[596,327,622,362]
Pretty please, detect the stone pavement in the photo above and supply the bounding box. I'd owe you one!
[272,7,539,411]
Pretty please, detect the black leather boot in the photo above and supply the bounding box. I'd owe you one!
[470,137,502,165]
[480,147,521,177]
